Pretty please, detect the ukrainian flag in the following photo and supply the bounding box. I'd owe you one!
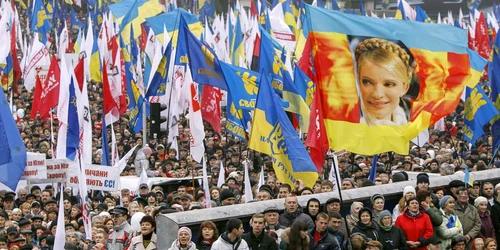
[226,95,250,142]
[249,73,318,188]
[294,64,315,108]
[282,0,298,35]
[145,9,204,46]
[109,0,163,45]
[260,29,310,129]
[220,61,260,110]
[306,5,487,155]
[231,16,245,66]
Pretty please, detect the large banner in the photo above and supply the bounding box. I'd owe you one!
[306,5,485,155]
[21,153,47,180]
[67,162,120,191]
[27,159,70,184]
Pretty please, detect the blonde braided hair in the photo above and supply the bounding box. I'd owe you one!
[355,38,413,81]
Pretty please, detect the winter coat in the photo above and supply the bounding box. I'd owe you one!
[265,224,286,244]
[279,207,315,231]
[134,150,154,177]
[394,209,433,250]
[326,227,346,248]
[454,200,481,247]
[167,239,197,250]
[478,210,496,240]
[279,228,310,250]
[108,221,135,250]
[351,221,380,242]
[127,233,157,250]
[345,214,358,233]
[196,240,213,250]
[491,200,500,245]
[436,208,463,250]
[212,232,249,250]
[378,225,407,250]
[242,231,278,250]
[307,227,340,250]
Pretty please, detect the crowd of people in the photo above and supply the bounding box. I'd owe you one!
[4,0,500,249]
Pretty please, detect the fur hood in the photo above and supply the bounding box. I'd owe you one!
[280,228,310,245]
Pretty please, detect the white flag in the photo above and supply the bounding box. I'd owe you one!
[78,159,92,240]
[218,161,226,187]
[202,156,212,208]
[243,160,253,202]
[187,67,205,163]
[53,185,66,248]
[22,37,49,91]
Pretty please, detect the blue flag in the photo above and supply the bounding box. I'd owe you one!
[226,95,250,142]
[181,16,228,91]
[359,0,366,15]
[70,7,83,32]
[248,73,318,187]
[463,85,499,143]
[220,62,261,110]
[66,78,80,161]
[101,111,111,166]
[416,6,431,23]
[489,35,500,151]
[0,88,26,191]
[369,155,378,182]
[145,41,173,98]
[30,0,51,43]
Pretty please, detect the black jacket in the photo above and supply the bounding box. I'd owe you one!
[242,231,278,250]
[307,228,340,250]
[491,200,500,245]
[196,240,213,250]
[378,226,407,250]
[352,222,380,242]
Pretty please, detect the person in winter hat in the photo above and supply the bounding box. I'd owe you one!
[168,227,197,250]
[135,146,154,177]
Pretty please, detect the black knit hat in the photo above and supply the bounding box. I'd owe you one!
[220,189,235,201]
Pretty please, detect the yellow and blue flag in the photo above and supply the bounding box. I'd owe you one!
[489,34,500,151]
[145,41,173,98]
[181,17,228,91]
[415,6,431,23]
[283,0,298,35]
[231,16,245,66]
[70,7,83,32]
[260,29,310,129]
[220,62,260,110]
[226,95,250,142]
[463,84,499,143]
[249,73,318,188]
[305,5,486,155]
[294,64,315,107]
[468,0,481,12]
[120,35,144,133]
[145,9,203,45]
[199,0,215,27]
[109,0,162,44]
[30,0,51,43]
[395,0,407,20]
[464,167,474,187]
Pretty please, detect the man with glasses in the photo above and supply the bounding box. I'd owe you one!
[108,207,134,250]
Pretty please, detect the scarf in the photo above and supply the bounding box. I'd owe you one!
[143,232,152,248]
[380,225,392,232]
[284,207,303,221]
[406,210,420,218]
[176,239,193,249]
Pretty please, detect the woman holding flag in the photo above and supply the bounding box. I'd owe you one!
[436,195,463,249]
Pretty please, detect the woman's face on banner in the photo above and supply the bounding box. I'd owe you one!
[359,60,407,121]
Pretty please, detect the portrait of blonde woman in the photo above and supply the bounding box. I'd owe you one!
[354,37,414,126]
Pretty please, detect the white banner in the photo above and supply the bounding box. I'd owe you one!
[29,159,70,184]
[67,163,120,191]
[21,153,47,180]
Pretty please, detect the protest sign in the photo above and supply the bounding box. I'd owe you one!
[67,162,120,191]
[21,153,47,180]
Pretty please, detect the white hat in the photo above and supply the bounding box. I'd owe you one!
[403,186,416,196]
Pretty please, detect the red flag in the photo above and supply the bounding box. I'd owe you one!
[475,12,491,59]
[250,0,258,17]
[38,56,61,119]
[30,75,43,119]
[74,57,85,91]
[10,19,22,94]
[140,24,148,52]
[305,87,329,174]
[102,62,119,125]
[298,36,313,79]
[200,85,222,132]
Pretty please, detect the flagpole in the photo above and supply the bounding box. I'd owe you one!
[142,101,147,146]
[164,10,181,144]
[331,154,351,237]
[50,109,55,157]
[487,144,500,169]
